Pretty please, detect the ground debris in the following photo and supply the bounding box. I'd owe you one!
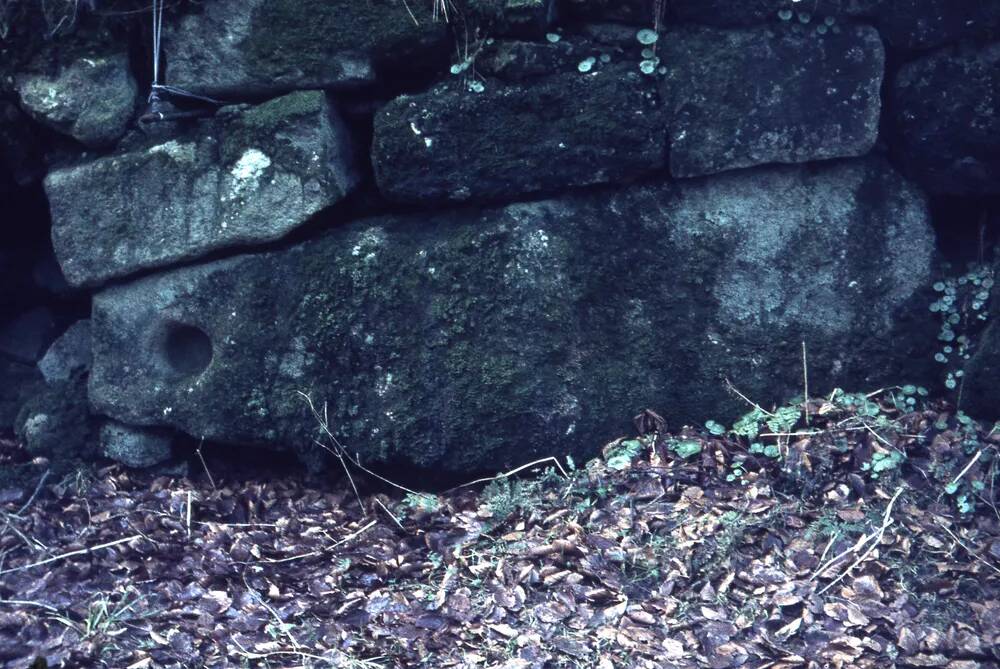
[0,389,998,668]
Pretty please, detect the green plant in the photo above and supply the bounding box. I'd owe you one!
[704,420,726,436]
[861,449,904,479]
[669,439,702,459]
[748,442,781,458]
[605,438,644,470]
[50,587,145,641]
[403,492,441,514]
[929,263,994,397]
[481,477,540,528]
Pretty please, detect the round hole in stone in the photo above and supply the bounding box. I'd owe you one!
[163,323,213,376]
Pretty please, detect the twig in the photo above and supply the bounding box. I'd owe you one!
[948,449,982,491]
[374,498,405,531]
[817,487,904,595]
[229,638,386,667]
[933,516,1000,576]
[724,379,776,417]
[256,519,377,564]
[195,438,216,491]
[860,422,894,448]
[759,430,824,438]
[15,469,50,516]
[0,534,143,575]
[242,571,299,650]
[6,523,47,553]
[449,456,569,491]
[816,532,837,568]
[802,342,810,427]
[0,598,62,613]
[300,391,568,500]
[298,392,378,507]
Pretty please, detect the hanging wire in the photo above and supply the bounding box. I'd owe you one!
[147,0,225,106]
[151,0,164,92]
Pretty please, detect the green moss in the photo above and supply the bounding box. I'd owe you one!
[241,91,324,130]
[219,91,327,175]
[246,0,443,77]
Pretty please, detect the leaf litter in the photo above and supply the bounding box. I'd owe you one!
[0,387,997,668]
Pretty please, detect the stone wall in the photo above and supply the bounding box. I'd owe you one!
[1,0,998,474]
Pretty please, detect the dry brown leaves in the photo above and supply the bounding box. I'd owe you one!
[0,392,997,668]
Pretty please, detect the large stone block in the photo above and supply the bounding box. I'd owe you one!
[892,42,1000,196]
[466,0,557,39]
[163,0,448,99]
[45,91,359,288]
[559,0,659,25]
[874,0,1000,52]
[90,158,935,473]
[669,0,879,27]
[15,51,137,148]
[660,24,884,178]
[38,319,91,384]
[372,65,666,203]
[641,0,998,50]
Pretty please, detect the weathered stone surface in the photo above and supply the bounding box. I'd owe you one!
[164,0,447,99]
[15,373,96,460]
[559,0,659,25]
[663,0,999,49]
[892,42,1000,196]
[963,320,1000,422]
[100,421,172,468]
[372,65,665,203]
[660,24,884,178]
[45,91,359,287]
[38,320,91,384]
[959,272,1000,422]
[874,0,1000,52]
[670,0,879,27]
[90,158,935,473]
[467,0,557,38]
[476,34,631,82]
[477,40,584,81]
[15,51,136,148]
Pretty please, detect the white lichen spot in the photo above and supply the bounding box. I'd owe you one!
[148,140,197,163]
[424,137,433,148]
[376,372,394,397]
[410,122,422,136]
[231,148,270,182]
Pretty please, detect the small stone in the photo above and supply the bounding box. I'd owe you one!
[38,320,92,384]
[100,421,173,468]
[15,52,137,148]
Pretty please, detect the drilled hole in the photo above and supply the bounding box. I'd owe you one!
[163,323,213,377]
